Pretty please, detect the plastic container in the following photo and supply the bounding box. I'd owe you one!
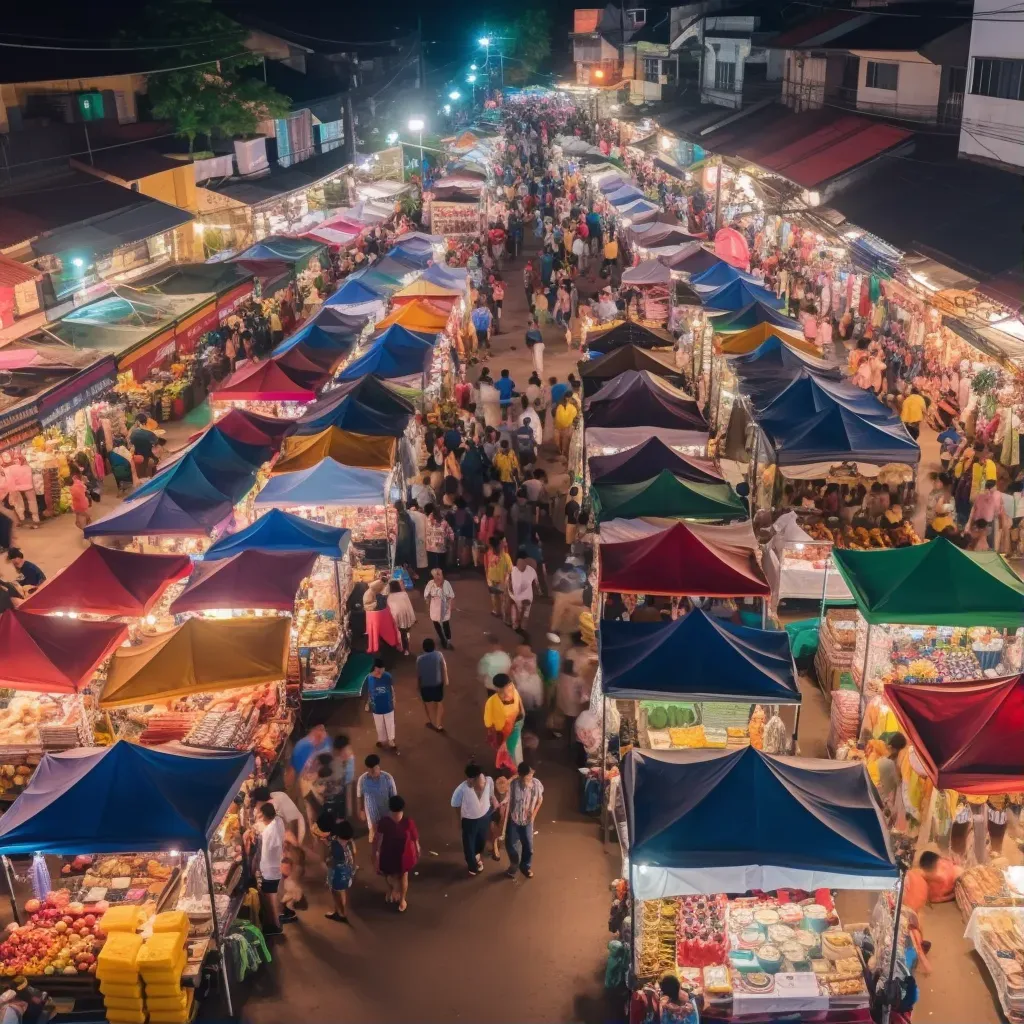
[139,953,186,984]
[147,991,188,1013]
[99,905,146,934]
[97,931,143,977]
[138,933,186,972]
[105,1011,146,1024]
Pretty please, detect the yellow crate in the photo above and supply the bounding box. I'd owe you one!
[150,912,189,939]
[138,954,186,984]
[99,906,146,934]
[99,981,143,1000]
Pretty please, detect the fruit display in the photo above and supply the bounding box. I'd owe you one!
[676,895,728,967]
[0,891,105,978]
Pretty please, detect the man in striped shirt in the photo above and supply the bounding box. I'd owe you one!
[505,762,544,879]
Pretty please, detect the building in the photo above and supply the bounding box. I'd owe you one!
[572,6,648,87]
[622,12,681,103]
[958,0,1024,171]
[71,150,199,216]
[774,3,970,125]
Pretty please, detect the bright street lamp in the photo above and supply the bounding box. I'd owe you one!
[470,63,477,70]
[443,104,452,115]
[408,118,425,178]
[449,90,461,100]
[466,74,477,83]
[478,36,490,47]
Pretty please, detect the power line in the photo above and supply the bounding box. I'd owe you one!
[788,0,1024,19]
[0,34,242,52]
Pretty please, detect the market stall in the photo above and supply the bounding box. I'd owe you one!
[584,320,675,355]
[584,370,707,432]
[588,438,723,487]
[580,345,684,397]
[338,325,436,385]
[620,746,898,1020]
[823,538,1024,757]
[0,741,254,1019]
[209,359,318,419]
[762,510,853,613]
[618,262,675,326]
[273,428,396,474]
[292,375,415,438]
[204,408,293,450]
[591,470,745,523]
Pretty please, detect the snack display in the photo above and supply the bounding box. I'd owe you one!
[956,864,1024,921]
[966,909,1024,1022]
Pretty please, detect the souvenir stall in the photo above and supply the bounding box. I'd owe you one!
[618,262,675,327]
[823,538,1024,760]
[0,741,256,1021]
[619,746,899,1020]
[579,346,684,398]
[203,510,353,694]
[99,616,292,764]
[0,610,128,791]
[253,459,396,569]
[208,360,318,419]
[762,510,852,614]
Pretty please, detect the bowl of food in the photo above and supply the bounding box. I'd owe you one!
[756,943,784,974]
[802,904,829,933]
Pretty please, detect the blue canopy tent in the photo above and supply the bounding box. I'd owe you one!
[273,321,357,358]
[307,306,371,334]
[711,301,798,334]
[293,376,415,437]
[599,609,800,703]
[422,264,468,290]
[622,746,897,898]
[253,460,389,509]
[754,372,902,423]
[608,189,647,208]
[702,278,785,313]
[692,262,763,290]
[84,487,233,538]
[389,244,433,268]
[324,272,389,307]
[619,199,661,216]
[204,508,351,560]
[339,325,434,381]
[730,334,840,382]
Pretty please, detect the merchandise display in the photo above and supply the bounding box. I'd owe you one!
[295,554,353,692]
[965,908,1024,1023]
[956,865,1024,922]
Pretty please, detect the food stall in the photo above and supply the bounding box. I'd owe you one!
[291,375,415,439]
[697,321,810,406]
[0,741,255,1020]
[209,360,318,419]
[762,511,853,614]
[620,746,899,1020]
[588,437,722,487]
[824,538,1024,758]
[618,262,675,327]
[203,510,354,694]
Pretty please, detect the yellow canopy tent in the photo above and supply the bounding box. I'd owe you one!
[100,618,290,708]
[377,300,449,333]
[272,428,397,474]
[718,322,820,358]
[392,278,463,302]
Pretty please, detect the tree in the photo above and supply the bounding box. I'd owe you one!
[128,1,290,152]
[506,8,552,86]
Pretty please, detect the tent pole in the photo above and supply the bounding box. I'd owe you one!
[818,558,830,622]
[204,848,234,1019]
[760,598,767,629]
[3,857,19,925]
[628,855,637,984]
[882,868,907,1024]
[858,623,872,733]
[791,704,801,754]
[600,591,607,845]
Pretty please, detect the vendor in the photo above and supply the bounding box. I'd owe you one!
[5,548,44,591]
[129,413,163,477]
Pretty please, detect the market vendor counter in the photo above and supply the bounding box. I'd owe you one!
[964,906,1024,1023]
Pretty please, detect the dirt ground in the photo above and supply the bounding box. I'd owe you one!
[4,241,1006,1024]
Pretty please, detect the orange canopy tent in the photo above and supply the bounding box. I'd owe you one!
[717,322,818,358]
[272,427,397,473]
[390,278,463,308]
[376,299,450,333]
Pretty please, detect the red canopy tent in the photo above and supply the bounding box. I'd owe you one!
[885,676,1024,795]
[599,520,770,597]
[210,359,316,403]
[168,550,318,614]
[0,611,128,693]
[195,409,294,450]
[20,547,191,618]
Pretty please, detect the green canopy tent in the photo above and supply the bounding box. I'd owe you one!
[831,537,1024,628]
[591,469,747,524]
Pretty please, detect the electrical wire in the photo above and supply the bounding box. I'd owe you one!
[0,34,242,51]
[788,0,1024,19]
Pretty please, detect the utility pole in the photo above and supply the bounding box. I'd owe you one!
[713,154,723,234]
[416,16,425,90]
[344,93,357,166]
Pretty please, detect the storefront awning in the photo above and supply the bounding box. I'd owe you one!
[100,617,291,708]
[169,550,318,613]
[204,509,350,560]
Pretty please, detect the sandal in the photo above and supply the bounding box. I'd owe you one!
[398,900,407,913]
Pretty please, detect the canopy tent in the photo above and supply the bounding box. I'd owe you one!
[0,611,127,694]
[100,617,291,708]
[293,375,415,437]
[365,257,418,286]
[273,427,395,474]
[169,550,317,614]
[718,321,817,356]
[586,427,709,456]
[600,609,800,703]
[752,372,898,427]
[324,272,391,307]
[386,246,434,270]
[884,676,1024,796]
[272,345,337,388]
[254,460,389,508]
[84,487,232,538]
[599,520,770,597]
[376,299,450,333]
[204,509,350,560]
[607,186,648,206]
[585,321,675,354]
[584,370,707,431]
[592,469,745,523]
[422,264,469,291]
[620,261,674,286]
[234,236,326,270]
[395,230,443,245]
[338,326,434,381]
[623,747,897,898]
[304,306,371,335]
[20,546,191,617]
[391,278,463,304]
[0,742,253,856]
[702,278,786,313]
[204,408,293,450]
[210,359,316,403]
[303,224,360,248]
[759,396,921,469]
[692,263,765,290]
[633,226,699,250]
[711,301,798,335]
[272,320,359,358]
[729,333,840,383]
[832,537,1024,626]
[617,199,661,216]
[580,345,682,396]
[659,246,722,276]
[589,438,724,486]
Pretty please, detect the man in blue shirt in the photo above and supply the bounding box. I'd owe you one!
[470,300,493,358]
[495,369,516,423]
[289,724,332,784]
[366,659,398,755]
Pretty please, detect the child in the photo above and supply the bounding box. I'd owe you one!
[326,819,356,923]
[69,470,91,532]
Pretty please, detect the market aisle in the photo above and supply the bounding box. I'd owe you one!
[215,247,623,1024]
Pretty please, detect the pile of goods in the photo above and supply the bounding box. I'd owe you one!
[0,761,37,800]
[0,891,105,978]
[677,896,728,967]
[815,609,857,695]
[182,709,256,751]
[0,697,70,753]
[971,911,1024,1022]
[808,523,921,549]
[137,713,198,746]
[956,865,1024,920]
[639,899,681,978]
[76,855,172,904]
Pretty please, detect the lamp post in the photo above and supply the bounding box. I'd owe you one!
[466,73,477,107]
[479,36,491,93]
[408,117,425,178]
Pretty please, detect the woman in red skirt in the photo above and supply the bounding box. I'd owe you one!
[373,795,420,912]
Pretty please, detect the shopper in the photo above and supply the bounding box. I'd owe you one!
[5,549,44,591]
[366,659,398,754]
[451,763,499,876]
[356,754,397,842]
[478,632,512,692]
[495,369,516,424]
[484,674,525,771]
[471,299,493,358]
[258,803,291,930]
[524,317,545,375]
[326,734,356,820]
[374,795,419,912]
[423,567,455,649]
[416,637,449,732]
[324,818,356,923]
[68,471,91,533]
[505,762,544,879]
[250,785,306,846]
[424,504,454,571]
[508,551,540,635]
[386,578,416,655]
[288,723,331,786]
[553,393,578,457]
[483,536,514,623]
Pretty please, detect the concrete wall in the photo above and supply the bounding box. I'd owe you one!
[959,0,1024,170]
[702,37,750,107]
[854,52,941,120]
[0,75,143,133]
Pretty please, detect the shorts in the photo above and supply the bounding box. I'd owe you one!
[488,583,505,594]
[261,878,281,894]
[329,865,353,892]
[419,685,444,704]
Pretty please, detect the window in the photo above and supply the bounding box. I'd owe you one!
[714,60,736,91]
[971,57,1024,101]
[644,57,661,83]
[865,61,898,91]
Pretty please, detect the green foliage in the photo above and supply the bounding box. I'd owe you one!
[130,1,291,151]
[506,8,552,85]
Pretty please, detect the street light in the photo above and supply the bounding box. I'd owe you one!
[593,69,605,79]
[470,64,477,70]
[466,74,477,83]
[443,104,452,115]
[408,117,425,178]
[478,36,490,47]
[449,90,461,100]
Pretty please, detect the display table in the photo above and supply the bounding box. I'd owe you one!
[814,608,858,698]
[956,864,1024,922]
[964,906,1024,1022]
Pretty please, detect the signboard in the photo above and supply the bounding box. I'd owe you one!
[38,357,119,428]
[118,328,177,383]
[216,282,254,320]
[174,301,218,356]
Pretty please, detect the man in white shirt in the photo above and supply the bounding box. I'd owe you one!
[251,785,305,844]
[451,763,499,875]
[507,553,539,634]
[257,803,291,930]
